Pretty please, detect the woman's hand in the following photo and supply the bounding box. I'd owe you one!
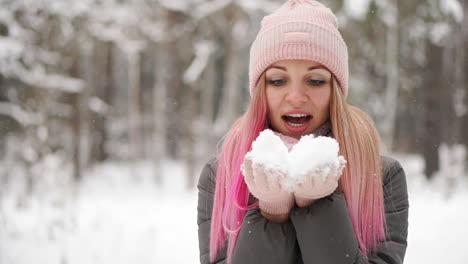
[294,156,346,207]
[242,155,294,222]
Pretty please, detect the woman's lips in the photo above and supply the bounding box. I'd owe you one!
[281,112,312,133]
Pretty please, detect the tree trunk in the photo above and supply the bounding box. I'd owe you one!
[153,42,168,185]
[102,42,113,159]
[462,0,468,167]
[72,93,81,181]
[68,38,84,181]
[163,10,185,160]
[381,3,399,152]
[422,39,443,179]
[216,4,241,131]
[89,41,111,163]
[200,53,217,156]
[184,81,198,189]
[79,40,94,170]
[128,49,143,161]
[152,8,186,184]
[441,35,457,146]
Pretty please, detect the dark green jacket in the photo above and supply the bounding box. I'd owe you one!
[197,156,409,264]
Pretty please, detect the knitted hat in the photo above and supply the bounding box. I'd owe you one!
[249,0,348,97]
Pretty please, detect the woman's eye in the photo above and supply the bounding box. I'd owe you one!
[268,79,287,86]
[307,79,326,86]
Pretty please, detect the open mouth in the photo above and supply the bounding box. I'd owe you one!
[282,113,312,127]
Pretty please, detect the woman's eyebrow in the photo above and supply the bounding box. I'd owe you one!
[308,65,326,71]
[267,65,287,71]
[267,65,326,71]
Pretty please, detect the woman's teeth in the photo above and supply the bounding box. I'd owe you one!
[286,114,308,118]
[287,121,306,127]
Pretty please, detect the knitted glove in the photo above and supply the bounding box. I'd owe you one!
[294,156,346,207]
[241,154,295,215]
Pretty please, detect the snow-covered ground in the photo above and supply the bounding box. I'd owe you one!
[395,153,468,264]
[0,154,467,264]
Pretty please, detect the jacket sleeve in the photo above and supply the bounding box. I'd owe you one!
[197,159,300,264]
[231,208,299,264]
[289,157,409,264]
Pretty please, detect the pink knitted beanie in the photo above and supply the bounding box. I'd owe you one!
[249,0,349,97]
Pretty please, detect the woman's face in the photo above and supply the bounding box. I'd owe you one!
[265,59,332,139]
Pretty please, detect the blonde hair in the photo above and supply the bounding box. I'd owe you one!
[330,76,386,255]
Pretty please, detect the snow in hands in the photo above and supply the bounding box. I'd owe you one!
[242,129,347,192]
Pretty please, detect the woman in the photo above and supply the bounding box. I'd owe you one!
[197,1,409,263]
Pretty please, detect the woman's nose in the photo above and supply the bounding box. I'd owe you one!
[285,83,308,106]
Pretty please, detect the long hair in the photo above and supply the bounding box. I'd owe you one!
[330,77,386,255]
[210,74,386,262]
[210,73,268,262]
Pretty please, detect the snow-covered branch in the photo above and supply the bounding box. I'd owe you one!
[21,69,85,93]
[193,0,232,20]
[183,40,216,85]
[237,0,281,14]
[441,0,464,23]
[158,0,191,13]
[88,96,110,115]
[0,102,41,126]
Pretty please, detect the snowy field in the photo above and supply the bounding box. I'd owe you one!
[1,153,467,264]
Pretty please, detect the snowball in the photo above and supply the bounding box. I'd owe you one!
[245,129,288,173]
[289,135,342,181]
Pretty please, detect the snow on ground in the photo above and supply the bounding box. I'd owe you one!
[0,159,198,264]
[0,153,467,264]
[395,153,468,264]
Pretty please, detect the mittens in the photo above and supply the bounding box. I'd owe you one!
[241,129,346,213]
[289,134,346,207]
[294,156,346,207]
[241,155,295,215]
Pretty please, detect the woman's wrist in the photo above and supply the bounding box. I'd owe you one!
[260,210,290,223]
[295,197,317,208]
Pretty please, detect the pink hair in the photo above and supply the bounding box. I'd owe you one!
[210,74,267,262]
[210,74,385,262]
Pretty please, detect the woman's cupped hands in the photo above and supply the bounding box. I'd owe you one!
[241,129,346,213]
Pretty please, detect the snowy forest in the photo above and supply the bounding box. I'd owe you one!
[0,0,467,263]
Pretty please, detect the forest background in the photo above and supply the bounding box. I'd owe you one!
[0,0,467,263]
